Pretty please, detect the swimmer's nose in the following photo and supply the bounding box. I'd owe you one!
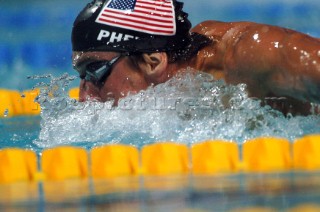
[79,80,102,102]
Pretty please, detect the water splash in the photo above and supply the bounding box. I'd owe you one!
[33,70,320,149]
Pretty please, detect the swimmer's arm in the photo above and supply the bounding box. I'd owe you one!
[194,21,320,103]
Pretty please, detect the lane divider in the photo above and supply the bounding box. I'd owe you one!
[141,142,189,175]
[68,87,80,100]
[21,89,42,115]
[243,137,292,172]
[42,146,88,181]
[0,88,79,117]
[91,144,139,178]
[192,140,239,174]
[293,134,320,170]
[0,149,37,183]
[0,89,23,117]
[1,135,320,183]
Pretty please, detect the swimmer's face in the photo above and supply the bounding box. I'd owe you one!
[72,51,150,104]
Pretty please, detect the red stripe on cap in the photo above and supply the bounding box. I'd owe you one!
[101,14,174,29]
[98,17,175,34]
[101,11,174,24]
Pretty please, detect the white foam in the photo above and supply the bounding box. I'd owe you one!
[34,70,320,149]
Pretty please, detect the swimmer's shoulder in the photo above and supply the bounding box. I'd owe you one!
[189,20,259,79]
[191,20,258,39]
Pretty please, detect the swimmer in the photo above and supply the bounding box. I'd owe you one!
[72,0,320,115]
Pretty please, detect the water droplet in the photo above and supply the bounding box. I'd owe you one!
[3,109,9,117]
[253,33,261,43]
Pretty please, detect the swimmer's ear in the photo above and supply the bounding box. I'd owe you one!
[139,52,168,83]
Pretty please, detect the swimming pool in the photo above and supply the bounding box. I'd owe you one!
[1,0,320,211]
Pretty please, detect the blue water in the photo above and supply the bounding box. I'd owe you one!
[0,0,320,151]
[0,116,40,149]
[1,1,320,211]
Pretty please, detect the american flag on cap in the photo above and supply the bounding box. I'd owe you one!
[95,0,176,36]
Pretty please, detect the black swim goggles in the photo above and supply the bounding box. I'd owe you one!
[77,53,128,85]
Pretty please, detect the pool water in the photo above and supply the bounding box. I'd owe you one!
[0,116,40,150]
[2,173,320,211]
[1,72,320,211]
[1,0,320,211]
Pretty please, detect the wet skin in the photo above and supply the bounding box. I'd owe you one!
[73,21,320,115]
[73,51,150,103]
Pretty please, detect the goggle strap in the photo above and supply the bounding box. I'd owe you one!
[85,55,122,82]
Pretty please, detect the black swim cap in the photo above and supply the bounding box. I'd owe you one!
[72,0,197,53]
